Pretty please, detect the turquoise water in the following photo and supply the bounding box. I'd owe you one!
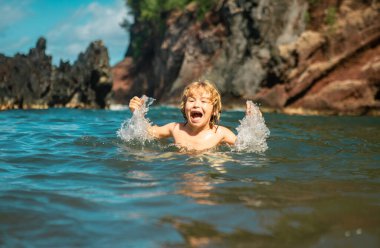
[1,107,380,247]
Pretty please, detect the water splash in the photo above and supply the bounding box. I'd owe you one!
[117,95,155,144]
[234,101,270,153]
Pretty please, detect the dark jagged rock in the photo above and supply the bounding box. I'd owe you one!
[51,40,112,108]
[0,37,112,110]
[0,38,53,109]
[111,0,380,115]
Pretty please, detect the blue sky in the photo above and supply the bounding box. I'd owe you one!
[0,0,132,65]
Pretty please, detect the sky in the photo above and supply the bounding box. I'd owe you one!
[0,0,133,66]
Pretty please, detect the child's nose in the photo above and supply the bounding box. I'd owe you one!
[194,99,202,107]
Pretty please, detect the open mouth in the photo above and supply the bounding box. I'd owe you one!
[190,111,203,120]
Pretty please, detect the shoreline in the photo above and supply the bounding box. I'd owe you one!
[2,103,379,117]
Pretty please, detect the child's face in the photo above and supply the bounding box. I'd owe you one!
[184,90,214,129]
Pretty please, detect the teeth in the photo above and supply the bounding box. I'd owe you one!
[191,112,202,119]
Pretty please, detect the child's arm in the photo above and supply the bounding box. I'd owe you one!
[220,126,237,145]
[222,101,264,146]
[129,96,174,139]
[149,123,175,139]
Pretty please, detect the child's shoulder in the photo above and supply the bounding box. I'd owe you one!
[166,122,187,135]
[163,122,183,130]
[216,125,233,134]
[216,125,236,144]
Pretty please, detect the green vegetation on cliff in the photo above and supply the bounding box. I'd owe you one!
[122,0,217,59]
[304,0,339,30]
[125,0,216,22]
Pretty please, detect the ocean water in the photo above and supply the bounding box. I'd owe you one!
[1,107,379,247]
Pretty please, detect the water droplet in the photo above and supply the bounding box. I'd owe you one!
[234,101,270,153]
[117,95,155,144]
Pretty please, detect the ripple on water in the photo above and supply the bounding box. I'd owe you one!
[1,109,380,247]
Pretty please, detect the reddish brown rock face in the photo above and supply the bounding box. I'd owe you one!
[112,0,379,115]
[255,1,380,115]
[109,58,135,105]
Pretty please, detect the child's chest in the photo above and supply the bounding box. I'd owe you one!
[172,130,223,150]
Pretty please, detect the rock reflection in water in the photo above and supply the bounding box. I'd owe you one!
[164,179,380,247]
[177,172,216,205]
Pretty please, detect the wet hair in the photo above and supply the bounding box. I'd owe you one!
[180,80,222,128]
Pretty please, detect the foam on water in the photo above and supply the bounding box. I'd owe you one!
[109,104,129,111]
[117,95,155,144]
[118,98,269,152]
[234,101,270,153]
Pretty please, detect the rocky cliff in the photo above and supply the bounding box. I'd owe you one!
[112,0,380,115]
[0,38,112,110]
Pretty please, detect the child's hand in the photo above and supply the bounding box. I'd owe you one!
[246,101,262,117]
[129,96,144,113]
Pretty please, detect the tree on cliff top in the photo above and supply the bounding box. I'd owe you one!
[122,0,217,59]
[125,0,217,23]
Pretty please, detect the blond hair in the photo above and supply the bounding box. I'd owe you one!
[180,80,222,128]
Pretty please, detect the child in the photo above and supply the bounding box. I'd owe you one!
[129,80,259,151]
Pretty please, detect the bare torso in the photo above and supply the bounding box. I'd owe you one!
[171,123,234,150]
